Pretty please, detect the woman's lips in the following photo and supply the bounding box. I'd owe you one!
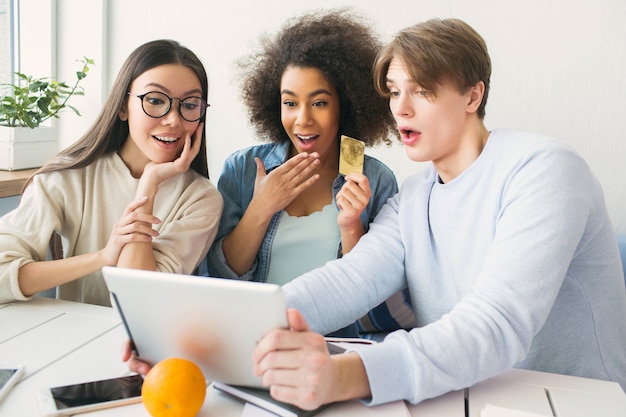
[153,135,180,149]
[295,134,319,150]
[154,135,179,143]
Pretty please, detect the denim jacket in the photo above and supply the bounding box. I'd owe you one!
[203,141,398,282]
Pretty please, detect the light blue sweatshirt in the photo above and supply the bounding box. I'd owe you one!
[283,129,626,405]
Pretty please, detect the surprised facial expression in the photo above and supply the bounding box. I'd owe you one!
[280,66,341,162]
[119,64,203,175]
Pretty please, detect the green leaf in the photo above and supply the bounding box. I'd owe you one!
[67,104,81,116]
[0,57,94,127]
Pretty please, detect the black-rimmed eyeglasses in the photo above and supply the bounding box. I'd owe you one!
[127,91,209,122]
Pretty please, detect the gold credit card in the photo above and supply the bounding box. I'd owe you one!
[339,135,365,175]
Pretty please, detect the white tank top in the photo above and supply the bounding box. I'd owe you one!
[266,203,340,286]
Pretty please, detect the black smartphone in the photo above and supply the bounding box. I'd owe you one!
[36,374,143,416]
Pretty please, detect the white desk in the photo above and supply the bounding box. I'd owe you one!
[1,297,625,417]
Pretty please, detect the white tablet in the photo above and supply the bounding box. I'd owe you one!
[102,266,288,388]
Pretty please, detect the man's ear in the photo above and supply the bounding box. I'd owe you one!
[466,81,485,114]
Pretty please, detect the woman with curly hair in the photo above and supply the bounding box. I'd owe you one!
[205,9,414,336]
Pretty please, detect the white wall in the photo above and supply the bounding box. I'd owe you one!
[54,0,626,232]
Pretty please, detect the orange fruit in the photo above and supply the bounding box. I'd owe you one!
[141,358,207,417]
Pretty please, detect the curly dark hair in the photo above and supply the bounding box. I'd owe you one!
[238,8,398,147]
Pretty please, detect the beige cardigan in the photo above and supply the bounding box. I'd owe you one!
[0,152,222,306]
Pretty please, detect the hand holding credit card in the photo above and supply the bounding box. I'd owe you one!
[339,135,365,175]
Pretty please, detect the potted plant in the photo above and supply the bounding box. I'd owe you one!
[0,57,94,171]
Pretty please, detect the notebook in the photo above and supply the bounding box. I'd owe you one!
[102,266,288,388]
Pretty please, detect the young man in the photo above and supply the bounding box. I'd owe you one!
[251,18,626,409]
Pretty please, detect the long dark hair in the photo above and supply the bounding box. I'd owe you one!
[25,39,209,189]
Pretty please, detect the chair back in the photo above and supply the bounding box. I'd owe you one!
[617,234,626,287]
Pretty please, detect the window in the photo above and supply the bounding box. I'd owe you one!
[0,0,16,96]
[0,0,53,96]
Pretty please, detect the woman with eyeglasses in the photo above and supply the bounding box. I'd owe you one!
[0,39,223,306]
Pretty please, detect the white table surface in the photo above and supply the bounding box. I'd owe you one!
[1,297,625,417]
